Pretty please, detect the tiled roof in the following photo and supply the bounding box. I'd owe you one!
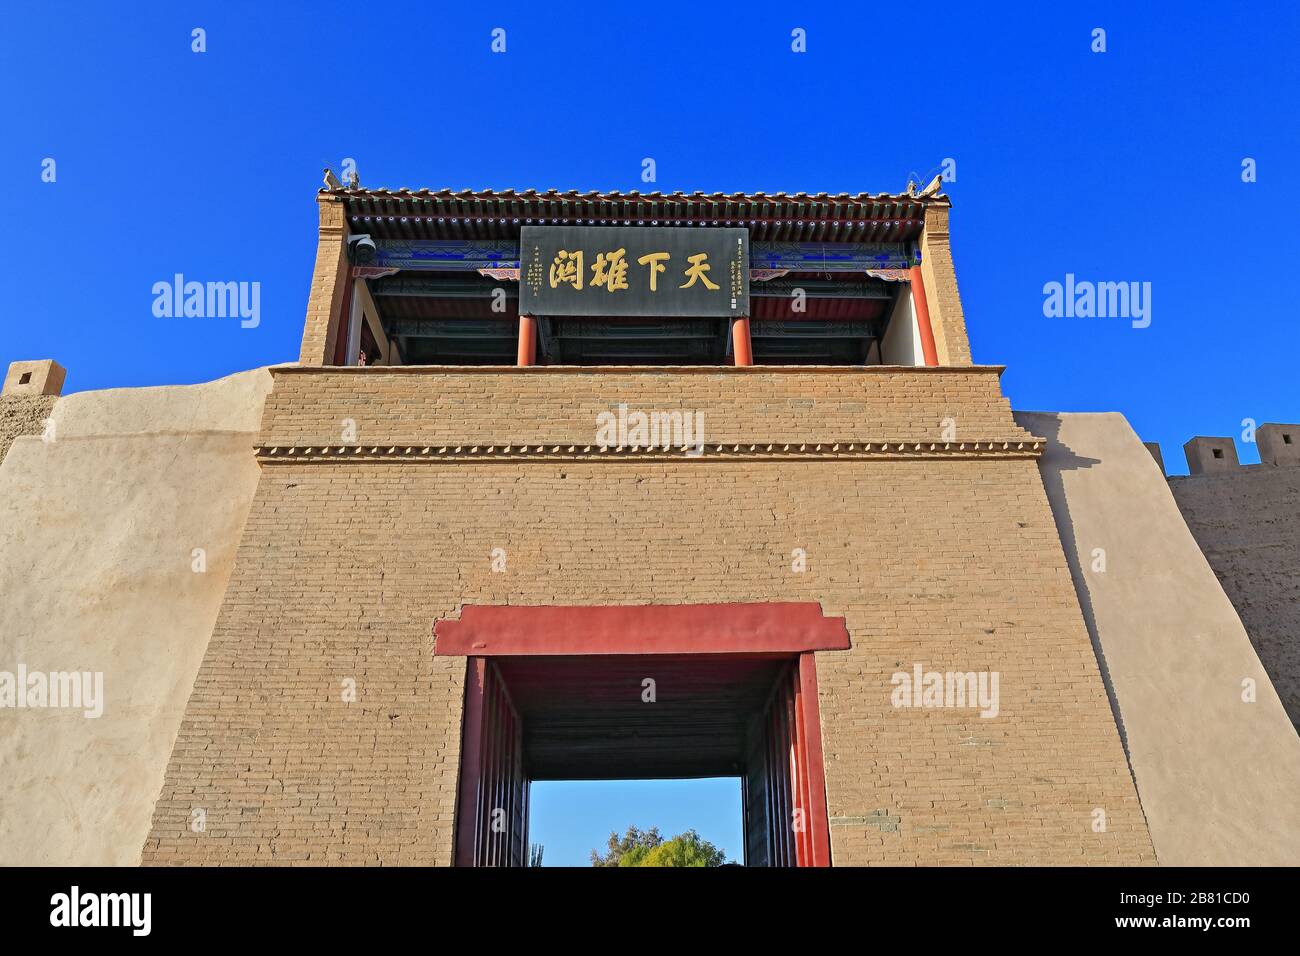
[325,186,943,243]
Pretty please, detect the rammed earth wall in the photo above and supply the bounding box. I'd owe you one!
[1170,466,1300,731]
[0,395,57,464]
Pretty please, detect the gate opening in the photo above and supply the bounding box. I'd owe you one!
[454,653,830,866]
[435,602,848,868]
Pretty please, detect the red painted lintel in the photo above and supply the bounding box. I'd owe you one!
[433,601,850,657]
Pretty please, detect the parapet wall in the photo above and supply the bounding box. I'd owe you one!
[257,364,1034,448]
[1169,465,1300,730]
[1146,428,1300,731]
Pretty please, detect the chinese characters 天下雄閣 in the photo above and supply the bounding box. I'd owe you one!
[548,248,720,293]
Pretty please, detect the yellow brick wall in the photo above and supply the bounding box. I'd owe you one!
[258,365,1033,448]
[297,199,349,366]
[142,368,1153,865]
[920,206,974,366]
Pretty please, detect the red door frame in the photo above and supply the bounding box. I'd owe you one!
[798,652,833,867]
[437,602,845,867]
[456,658,487,867]
[455,658,528,867]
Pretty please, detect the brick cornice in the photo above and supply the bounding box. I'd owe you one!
[256,438,1042,464]
[269,363,1008,378]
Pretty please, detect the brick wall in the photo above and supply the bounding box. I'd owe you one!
[258,365,1031,448]
[1170,467,1300,730]
[919,206,974,366]
[142,367,1152,865]
[297,199,349,366]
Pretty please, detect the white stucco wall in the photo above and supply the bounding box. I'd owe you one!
[0,368,273,865]
[880,286,923,366]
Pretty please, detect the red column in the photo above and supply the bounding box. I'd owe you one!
[908,265,940,367]
[732,316,753,366]
[516,314,537,366]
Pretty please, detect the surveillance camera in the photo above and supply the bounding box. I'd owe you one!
[347,234,376,265]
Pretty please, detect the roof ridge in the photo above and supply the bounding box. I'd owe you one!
[318,185,949,205]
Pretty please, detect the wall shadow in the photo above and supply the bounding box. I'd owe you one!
[1015,412,1132,765]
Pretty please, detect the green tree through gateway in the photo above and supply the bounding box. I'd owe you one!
[591,826,727,867]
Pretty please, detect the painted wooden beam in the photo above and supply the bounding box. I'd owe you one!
[433,602,850,656]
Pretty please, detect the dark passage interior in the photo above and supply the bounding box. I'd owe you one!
[505,654,784,779]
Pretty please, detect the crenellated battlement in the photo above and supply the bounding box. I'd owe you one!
[1142,424,1300,477]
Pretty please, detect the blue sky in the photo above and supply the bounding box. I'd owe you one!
[531,778,742,866]
[4,2,1297,473]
